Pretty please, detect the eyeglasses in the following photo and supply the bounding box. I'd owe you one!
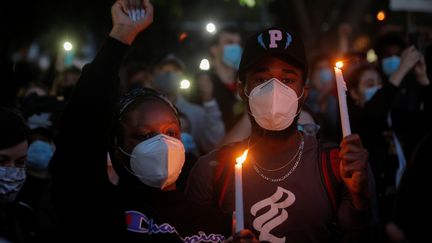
[297,123,320,137]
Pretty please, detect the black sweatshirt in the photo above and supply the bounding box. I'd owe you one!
[49,37,230,242]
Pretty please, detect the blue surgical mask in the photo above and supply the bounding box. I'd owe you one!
[222,44,243,70]
[154,72,180,94]
[27,140,55,170]
[381,56,400,76]
[318,68,333,84]
[298,123,320,137]
[0,166,26,202]
[364,86,380,102]
[181,133,197,154]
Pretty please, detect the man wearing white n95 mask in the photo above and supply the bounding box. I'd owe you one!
[187,27,379,243]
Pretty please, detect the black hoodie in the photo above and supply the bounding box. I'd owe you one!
[49,37,230,242]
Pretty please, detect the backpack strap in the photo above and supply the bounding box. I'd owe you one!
[213,141,246,210]
[319,140,343,214]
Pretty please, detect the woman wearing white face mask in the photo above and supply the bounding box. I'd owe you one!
[49,1,232,242]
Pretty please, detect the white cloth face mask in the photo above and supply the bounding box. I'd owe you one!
[119,134,185,189]
[246,78,304,131]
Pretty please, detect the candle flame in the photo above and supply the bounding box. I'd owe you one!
[236,149,249,165]
[335,61,344,69]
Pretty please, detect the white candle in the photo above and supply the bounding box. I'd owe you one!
[235,149,248,232]
[334,63,351,137]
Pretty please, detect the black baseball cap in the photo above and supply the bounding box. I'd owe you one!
[238,27,308,82]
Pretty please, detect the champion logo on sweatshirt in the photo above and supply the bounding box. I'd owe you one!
[125,210,225,242]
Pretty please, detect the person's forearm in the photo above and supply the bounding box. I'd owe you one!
[110,25,138,45]
[389,66,410,87]
[60,37,129,141]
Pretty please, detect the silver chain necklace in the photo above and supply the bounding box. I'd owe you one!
[253,134,305,183]
[254,135,304,172]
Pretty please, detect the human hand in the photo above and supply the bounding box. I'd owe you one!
[109,0,154,45]
[398,46,421,75]
[414,56,430,86]
[386,222,408,243]
[339,134,371,209]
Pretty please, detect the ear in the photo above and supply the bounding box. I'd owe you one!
[237,81,247,102]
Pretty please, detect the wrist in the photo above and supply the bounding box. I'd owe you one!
[389,68,408,87]
[416,74,430,86]
[109,25,138,45]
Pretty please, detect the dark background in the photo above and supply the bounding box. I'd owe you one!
[1,0,431,75]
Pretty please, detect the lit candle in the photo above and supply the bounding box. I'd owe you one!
[235,149,248,232]
[334,61,351,137]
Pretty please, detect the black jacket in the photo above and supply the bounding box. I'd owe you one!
[49,37,230,242]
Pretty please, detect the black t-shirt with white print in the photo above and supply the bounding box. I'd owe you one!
[187,135,348,243]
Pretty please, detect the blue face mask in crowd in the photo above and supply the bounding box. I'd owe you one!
[222,44,243,70]
[0,166,26,202]
[180,132,197,154]
[364,86,380,102]
[381,56,400,76]
[154,72,180,94]
[27,140,55,170]
[297,123,321,137]
[318,68,333,84]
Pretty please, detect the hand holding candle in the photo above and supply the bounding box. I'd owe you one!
[235,149,248,232]
[334,61,351,138]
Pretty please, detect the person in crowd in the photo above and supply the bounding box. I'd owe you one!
[305,53,340,141]
[18,93,62,241]
[153,56,225,154]
[206,27,245,130]
[346,64,397,224]
[50,66,81,102]
[0,107,35,242]
[347,65,382,110]
[187,27,379,243]
[388,130,432,243]
[49,1,231,242]
[374,33,432,160]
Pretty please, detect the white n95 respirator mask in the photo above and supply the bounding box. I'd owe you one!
[246,78,303,131]
[119,134,185,189]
